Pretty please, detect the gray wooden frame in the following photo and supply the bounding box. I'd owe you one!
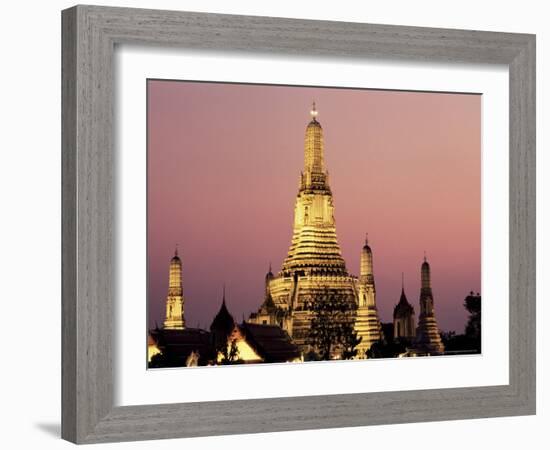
[61,4,536,444]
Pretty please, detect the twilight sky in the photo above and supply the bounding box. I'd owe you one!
[147,80,481,333]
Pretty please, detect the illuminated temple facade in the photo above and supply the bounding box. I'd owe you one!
[248,104,383,357]
[163,248,185,330]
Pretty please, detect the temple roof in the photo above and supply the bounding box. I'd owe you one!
[210,298,235,335]
[149,327,214,366]
[394,288,415,318]
[240,323,301,363]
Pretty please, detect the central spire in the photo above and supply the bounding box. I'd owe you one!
[303,102,327,189]
[281,103,347,275]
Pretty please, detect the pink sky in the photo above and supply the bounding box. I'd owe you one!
[147,80,481,333]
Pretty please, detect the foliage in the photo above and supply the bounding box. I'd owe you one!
[305,288,362,360]
[148,352,168,368]
[464,292,481,341]
[365,338,407,359]
[303,349,322,362]
[440,293,481,353]
[148,351,188,368]
[342,329,363,360]
[218,338,243,365]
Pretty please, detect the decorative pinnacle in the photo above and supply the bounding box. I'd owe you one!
[365,232,369,245]
[222,283,226,304]
[423,250,427,262]
[269,261,272,273]
[402,272,405,290]
[310,101,318,120]
[174,244,179,257]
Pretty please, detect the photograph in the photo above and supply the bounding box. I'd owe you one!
[147,80,482,368]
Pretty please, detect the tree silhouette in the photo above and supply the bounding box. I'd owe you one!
[218,338,242,365]
[441,292,481,354]
[305,288,361,360]
[464,292,481,341]
[365,337,407,359]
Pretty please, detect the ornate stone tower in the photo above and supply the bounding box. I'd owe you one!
[163,248,185,330]
[415,256,445,354]
[354,235,384,357]
[250,103,358,350]
[280,102,348,276]
[393,274,416,341]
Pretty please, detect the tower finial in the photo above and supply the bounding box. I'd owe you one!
[365,232,369,245]
[402,272,404,290]
[175,243,178,257]
[269,261,272,273]
[222,283,226,304]
[423,250,427,262]
[310,101,318,120]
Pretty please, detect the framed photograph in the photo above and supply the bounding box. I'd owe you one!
[62,5,535,444]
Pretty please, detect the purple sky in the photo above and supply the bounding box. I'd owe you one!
[147,80,481,333]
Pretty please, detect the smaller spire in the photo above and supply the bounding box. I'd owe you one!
[269,261,272,273]
[401,272,405,291]
[365,232,369,245]
[310,101,318,120]
[423,250,427,262]
[222,283,226,305]
[174,244,179,257]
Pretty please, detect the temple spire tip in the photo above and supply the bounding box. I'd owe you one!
[310,101,318,120]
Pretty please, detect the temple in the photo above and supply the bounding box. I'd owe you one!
[248,103,383,357]
[147,102,461,368]
[163,247,185,329]
[414,256,445,354]
[393,274,416,341]
[354,236,384,354]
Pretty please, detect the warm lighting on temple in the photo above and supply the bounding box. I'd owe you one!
[163,247,186,330]
[248,103,383,358]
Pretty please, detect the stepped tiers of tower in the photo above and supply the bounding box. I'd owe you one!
[163,248,186,330]
[248,104,383,357]
[353,239,384,355]
[414,259,445,354]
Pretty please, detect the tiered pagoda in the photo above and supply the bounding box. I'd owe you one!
[163,247,185,329]
[249,103,383,356]
[414,256,445,354]
[354,236,384,355]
